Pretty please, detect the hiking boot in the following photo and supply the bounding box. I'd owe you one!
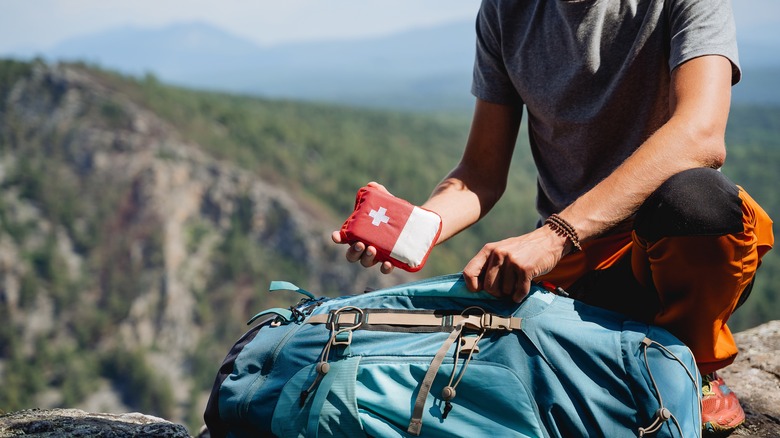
[701,372,745,434]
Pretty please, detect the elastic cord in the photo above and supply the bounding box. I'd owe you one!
[637,337,698,438]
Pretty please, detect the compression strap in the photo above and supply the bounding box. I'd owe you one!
[307,310,521,332]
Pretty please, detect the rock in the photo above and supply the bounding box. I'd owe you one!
[719,320,780,437]
[0,408,191,437]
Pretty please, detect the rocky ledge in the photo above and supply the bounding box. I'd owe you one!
[719,320,780,437]
[0,409,190,437]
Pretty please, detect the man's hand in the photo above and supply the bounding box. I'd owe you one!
[463,224,570,302]
[331,181,395,274]
[331,231,395,274]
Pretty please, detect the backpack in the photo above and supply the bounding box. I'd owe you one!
[204,273,702,438]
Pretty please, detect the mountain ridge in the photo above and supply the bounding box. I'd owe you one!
[12,19,777,110]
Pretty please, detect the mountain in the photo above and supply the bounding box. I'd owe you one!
[42,21,476,111]
[0,58,523,432]
[18,18,780,110]
[733,27,780,105]
[48,22,262,80]
[737,20,780,67]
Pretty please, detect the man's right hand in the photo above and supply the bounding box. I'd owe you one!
[331,231,395,274]
[331,182,395,274]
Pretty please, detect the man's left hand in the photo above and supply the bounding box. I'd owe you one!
[462,225,570,302]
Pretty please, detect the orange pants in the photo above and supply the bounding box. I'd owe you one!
[539,186,773,374]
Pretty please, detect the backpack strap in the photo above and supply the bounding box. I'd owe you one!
[306,356,364,438]
[407,324,464,435]
[307,310,521,332]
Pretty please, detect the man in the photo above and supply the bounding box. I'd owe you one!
[333,0,774,433]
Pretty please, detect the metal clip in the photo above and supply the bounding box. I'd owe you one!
[327,306,364,347]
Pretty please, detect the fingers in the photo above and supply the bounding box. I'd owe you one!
[344,241,376,266]
[512,278,532,303]
[463,240,535,302]
[359,245,379,268]
[354,247,394,274]
[463,250,488,292]
[366,181,389,193]
[482,259,503,297]
[333,232,393,273]
[380,261,395,275]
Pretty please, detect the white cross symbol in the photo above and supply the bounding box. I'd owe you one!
[368,207,390,226]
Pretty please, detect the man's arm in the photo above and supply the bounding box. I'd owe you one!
[422,99,522,241]
[463,54,734,300]
[561,55,732,241]
[331,98,522,273]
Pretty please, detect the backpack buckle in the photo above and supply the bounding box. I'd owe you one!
[481,313,512,331]
[327,306,364,346]
[462,312,513,331]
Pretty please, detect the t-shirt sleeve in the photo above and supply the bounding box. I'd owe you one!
[668,0,741,84]
[471,1,523,105]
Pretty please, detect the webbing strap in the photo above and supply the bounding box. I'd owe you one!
[307,311,521,331]
[407,325,464,436]
[305,357,363,438]
[305,361,338,438]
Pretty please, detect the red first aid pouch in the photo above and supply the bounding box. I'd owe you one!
[339,185,442,272]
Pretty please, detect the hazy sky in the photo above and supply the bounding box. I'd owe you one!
[0,1,480,52]
[1,0,778,54]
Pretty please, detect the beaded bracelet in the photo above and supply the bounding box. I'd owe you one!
[544,213,582,252]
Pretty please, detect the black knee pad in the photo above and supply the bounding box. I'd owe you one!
[634,168,744,241]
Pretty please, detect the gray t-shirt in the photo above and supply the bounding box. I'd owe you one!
[471,0,741,219]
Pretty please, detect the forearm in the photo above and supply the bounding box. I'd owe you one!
[423,98,522,243]
[422,168,501,244]
[561,119,725,241]
[558,56,732,242]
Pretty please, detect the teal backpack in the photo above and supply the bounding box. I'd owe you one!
[204,273,702,437]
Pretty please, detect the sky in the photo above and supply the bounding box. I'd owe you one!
[0,1,481,53]
[1,0,778,54]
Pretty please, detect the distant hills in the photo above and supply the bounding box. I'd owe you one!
[39,21,476,111]
[11,19,779,111]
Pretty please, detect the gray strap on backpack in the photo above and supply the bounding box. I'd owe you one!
[307,310,521,331]
[407,324,464,436]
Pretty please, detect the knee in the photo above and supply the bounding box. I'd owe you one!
[634,168,744,241]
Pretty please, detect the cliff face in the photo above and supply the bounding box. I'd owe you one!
[0,62,404,427]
